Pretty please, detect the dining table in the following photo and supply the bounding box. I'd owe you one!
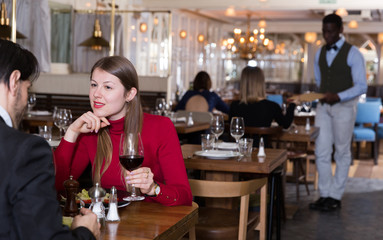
[174,121,210,134]
[293,111,316,126]
[100,201,198,240]
[22,112,54,133]
[181,144,287,240]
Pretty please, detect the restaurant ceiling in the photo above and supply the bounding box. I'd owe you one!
[136,0,383,24]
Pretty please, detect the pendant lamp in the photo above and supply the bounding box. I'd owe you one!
[0,1,26,40]
[79,17,109,51]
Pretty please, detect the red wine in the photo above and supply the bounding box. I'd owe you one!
[119,155,144,171]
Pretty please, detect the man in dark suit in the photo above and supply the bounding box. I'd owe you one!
[0,39,100,239]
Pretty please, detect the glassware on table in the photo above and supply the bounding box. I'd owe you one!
[119,133,145,201]
[238,138,253,157]
[155,98,166,116]
[302,101,312,113]
[53,107,62,137]
[27,93,36,115]
[201,134,214,151]
[210,115,225,149]
[54,108,72,138]
[230,117,245,149]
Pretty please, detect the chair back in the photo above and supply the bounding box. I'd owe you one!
[189,178,268,240]
[185,95,209,112]
[245,126,282,148]
[355,102,381,125]
[266,94,283,107]
[365,97,382,104]
[176,110,213,124]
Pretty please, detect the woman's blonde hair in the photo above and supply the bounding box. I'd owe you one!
[239,66,266,104]
[90,56,143,185]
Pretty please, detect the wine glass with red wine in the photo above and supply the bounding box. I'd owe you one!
[119,133,145,201]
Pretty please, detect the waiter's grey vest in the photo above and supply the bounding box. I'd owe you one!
[319,42,353,94]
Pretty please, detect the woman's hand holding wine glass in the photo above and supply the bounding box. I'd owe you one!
[211,115,224,149]
[230,117,245,149]
[119,133,146,201]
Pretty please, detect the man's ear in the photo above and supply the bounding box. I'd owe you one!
[8,70,21,96]
[126,87,137,102]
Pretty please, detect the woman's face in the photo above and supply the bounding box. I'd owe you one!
[89,68,135,120]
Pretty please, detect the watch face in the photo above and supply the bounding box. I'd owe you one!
[155,185,160,195]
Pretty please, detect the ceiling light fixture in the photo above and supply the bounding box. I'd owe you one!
[140,22,147,33]
[0,0,26,40]
[179,30,187,39]
[79,17,109,50]
[304,32,317,44]
[335,8,348,17]
[197,34,204,43]
[224,14,271,60]
[378,33,383,45]
[225,6,235,16]
[78,0,110,51]
[348,20,358,29]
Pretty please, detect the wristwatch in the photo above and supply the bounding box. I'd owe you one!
[154,183,161,196]
[147,182,161,197]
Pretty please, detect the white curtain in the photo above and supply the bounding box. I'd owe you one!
[72,13,124,73]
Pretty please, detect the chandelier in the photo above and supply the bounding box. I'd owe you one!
[224,14,272,60]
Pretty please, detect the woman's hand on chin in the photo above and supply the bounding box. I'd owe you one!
[63,111,110,142]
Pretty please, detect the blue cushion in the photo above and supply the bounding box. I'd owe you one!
[353,128,376,141]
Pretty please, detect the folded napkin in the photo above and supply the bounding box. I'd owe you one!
[28,110,52,116]
[175,117,187,123]
[217,142,238,150]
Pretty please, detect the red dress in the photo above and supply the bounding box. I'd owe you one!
[54,113,192,206]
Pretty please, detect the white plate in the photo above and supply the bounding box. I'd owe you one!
[217,142,238,150]
[28,110,52,116]
[194,150,241,159]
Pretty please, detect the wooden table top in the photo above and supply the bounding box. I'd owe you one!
[23,113,54,125]
[174,122,210,134]
[181,144,287,174]
[277,125,319,142]
[101,201,198,240]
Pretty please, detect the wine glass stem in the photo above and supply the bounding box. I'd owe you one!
[215,136,218,150]
[130,184,137,197]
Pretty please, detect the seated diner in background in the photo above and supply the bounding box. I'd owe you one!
[175,71,230,114]
[54,56,192,206]
[229,66,297,145]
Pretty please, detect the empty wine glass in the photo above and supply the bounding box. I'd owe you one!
[27,93,36,115]
[155,98,166,116]
[60,109,72,133]
[210,115,224,149]
[53,107,63,137]
[119,133,145,201]
[230,117,245,149]
[54,108,72,138]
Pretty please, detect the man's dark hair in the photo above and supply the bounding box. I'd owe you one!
[323,13,343,29]
[193,71,212,91]
[0,39,39,88]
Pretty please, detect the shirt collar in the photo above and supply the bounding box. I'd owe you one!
[0,105,13,127]
[333,35,345,50]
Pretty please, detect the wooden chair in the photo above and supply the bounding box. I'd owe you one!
[185,95,209,112]
[189,178,268,240]
[176,110,213,124]
[245,126,282,148]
